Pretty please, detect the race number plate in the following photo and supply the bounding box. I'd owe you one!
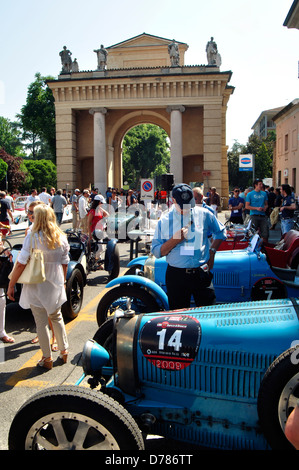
[139,314,201,371]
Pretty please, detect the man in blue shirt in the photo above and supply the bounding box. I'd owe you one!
[245,179,269,243]
[228,187,245,224]
[280,184,296,235]
[151,183,226,309]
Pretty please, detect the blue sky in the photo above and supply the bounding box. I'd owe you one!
[0,0,297,149]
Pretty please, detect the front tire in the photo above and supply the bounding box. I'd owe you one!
[257,347,299,450]
[96,285,160,326]
[8,386,144,450]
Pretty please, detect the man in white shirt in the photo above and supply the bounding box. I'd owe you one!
[78,189,90,233]
[38,187,52,205]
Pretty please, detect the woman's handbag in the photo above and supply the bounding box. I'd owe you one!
[0,248,13,288]
[9,236,46,285]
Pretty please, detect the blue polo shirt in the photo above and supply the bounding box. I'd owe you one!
[228,196,245,218]
[151,205,226,268]
[246,190,268,216]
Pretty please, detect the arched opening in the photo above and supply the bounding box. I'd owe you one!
[107,109,170,189]
[121,123,170,191]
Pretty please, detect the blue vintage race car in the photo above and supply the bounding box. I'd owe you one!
[95,231,299,326]
[8,297,299,450]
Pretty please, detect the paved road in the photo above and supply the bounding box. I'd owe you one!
[0,212,281,450]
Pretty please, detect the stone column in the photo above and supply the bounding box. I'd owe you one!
[89,107,107,195]
[55,108,77,191]
[167,105,185,183]
[203,103,222,192]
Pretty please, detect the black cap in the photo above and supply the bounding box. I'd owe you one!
[172,184,195,209]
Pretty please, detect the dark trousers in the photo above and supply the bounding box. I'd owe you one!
[165,265,216,310]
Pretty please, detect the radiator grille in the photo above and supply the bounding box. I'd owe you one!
[213,271,240,286]
[140,349,275,399]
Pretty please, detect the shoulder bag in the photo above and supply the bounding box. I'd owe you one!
[9,235,46,284]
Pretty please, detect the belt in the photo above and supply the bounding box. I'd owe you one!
[169,265,202,274]
[252,214,265,217]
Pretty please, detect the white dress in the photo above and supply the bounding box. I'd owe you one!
[17,231,70,315]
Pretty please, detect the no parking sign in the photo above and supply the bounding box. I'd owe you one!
[141,178,154,200]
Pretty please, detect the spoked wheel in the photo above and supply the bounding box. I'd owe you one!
[62,268,84,319]
[96,285,160,326]
[8,386,144,450]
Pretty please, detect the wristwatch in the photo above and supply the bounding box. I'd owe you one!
[209,247,217,254]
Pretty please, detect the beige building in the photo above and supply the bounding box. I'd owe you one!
[251,106,283,139]
[48,33,234,200]
[273,99,299,192]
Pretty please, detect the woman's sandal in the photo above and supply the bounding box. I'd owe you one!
[37,357,53,370]
[0,336,15,343]
[59,350,68,364]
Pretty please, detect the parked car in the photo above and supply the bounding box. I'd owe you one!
[106,207,143,240]
[62,229,120,318]
[8,196,28,232]
[9,229,120,319]
[8,297,299,450]
[95,229,299,326]
[8,197,73,232]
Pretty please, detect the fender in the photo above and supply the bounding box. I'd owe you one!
[127,256,148,268]
[105,274,169,309]
[289,247,299,268]
[104,238,118,271]
[66,260,87,285]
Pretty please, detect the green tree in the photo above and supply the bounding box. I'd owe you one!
[122,124,170,188]
[20,160,57,193]
[0,116,25,157]
[17,73,56,162]
[0,159,8,185]
[227,133,275,189]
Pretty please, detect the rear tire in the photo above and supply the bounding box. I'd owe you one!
[62,268,84,319]
[107,245,120,281]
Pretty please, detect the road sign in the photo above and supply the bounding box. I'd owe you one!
[239,154,253,171]
[141,178,154,200]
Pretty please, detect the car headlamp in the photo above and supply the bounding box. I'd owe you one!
[82,339,110,376]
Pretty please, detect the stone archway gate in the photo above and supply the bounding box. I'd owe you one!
[47,34,234,200]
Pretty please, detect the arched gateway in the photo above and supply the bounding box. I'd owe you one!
[48,33,234,201]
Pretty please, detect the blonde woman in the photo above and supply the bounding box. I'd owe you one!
[26,201,58,351]
[7,205,69,370]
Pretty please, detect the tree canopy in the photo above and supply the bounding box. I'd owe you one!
[122,124,170,188]
[227,132,275,190]
[0,116,24,157]
[17,72,56,162]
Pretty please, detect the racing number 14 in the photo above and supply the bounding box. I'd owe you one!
[157,329,182,352]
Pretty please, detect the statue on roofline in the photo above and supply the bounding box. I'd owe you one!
[168,40,180,67]
[94,45,108,71]
[59,46,79,73]
[206,37,222,67]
